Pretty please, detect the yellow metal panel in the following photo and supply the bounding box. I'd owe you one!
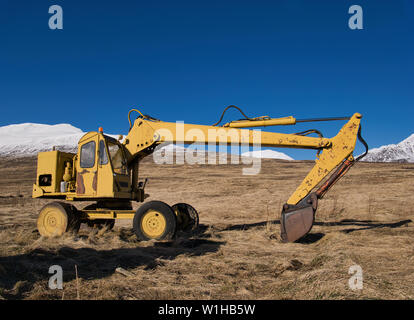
[83,211,135,220]
[78,131,98,144]
[32,184,44,198]
[286,113,362,204]
[35,151,75,194]
[225,116,296,128]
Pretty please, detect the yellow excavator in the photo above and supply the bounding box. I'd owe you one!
[32,106,368,242]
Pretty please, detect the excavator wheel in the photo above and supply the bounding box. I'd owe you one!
[37,201,80,237]
[133,201,177,241]
[172,203,199,232]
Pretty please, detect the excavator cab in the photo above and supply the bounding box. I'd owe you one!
[32,128,146,203]
[76,131,131,198]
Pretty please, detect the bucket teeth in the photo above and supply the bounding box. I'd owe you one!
[280,193,318,242]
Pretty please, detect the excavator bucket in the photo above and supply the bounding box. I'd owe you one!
[280,156,363,242]
[280,193,318,243]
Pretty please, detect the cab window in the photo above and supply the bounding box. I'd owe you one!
[80,141,96,168]
[107,141,127,174]
[99,140,109,165]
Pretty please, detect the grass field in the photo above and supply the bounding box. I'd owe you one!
[0,156,413,300]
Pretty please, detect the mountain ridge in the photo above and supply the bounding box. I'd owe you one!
[362,134,414,163]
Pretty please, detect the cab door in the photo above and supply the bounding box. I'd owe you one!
[105,139,131,195]
[76,135,98,197]
[96,138,115,197]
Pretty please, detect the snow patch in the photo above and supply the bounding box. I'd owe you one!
[241,149,294,160]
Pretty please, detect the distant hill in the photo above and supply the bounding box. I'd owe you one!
[241,149,294,160]
[0,123,84,156]
[362,134,414,163]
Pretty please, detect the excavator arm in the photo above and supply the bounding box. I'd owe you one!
[123,108,367,242]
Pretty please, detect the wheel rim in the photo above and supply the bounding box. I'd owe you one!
[38,206,67,237]
[140,210,166,238]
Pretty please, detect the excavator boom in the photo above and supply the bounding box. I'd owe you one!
[124,108,367,242]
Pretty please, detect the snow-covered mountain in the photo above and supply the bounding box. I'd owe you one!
[0,123,84,156]
[241,149,294,160]
[153,144,294,160]
[0,123,122,157]
[0,122,294,160]
[363,134,414,163]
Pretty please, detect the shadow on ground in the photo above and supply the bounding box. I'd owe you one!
[0,238,224,299]
[222,218,411,233]
[315,219,412,233]
[220,218,412,243]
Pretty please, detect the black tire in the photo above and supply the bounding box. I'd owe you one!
[62,203,81,233]
[172,203,199,232]
[133,201,177,241]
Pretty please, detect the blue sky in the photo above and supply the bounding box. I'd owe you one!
[0,0,413,159]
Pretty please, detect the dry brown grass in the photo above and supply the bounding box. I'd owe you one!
[0,156,413,300]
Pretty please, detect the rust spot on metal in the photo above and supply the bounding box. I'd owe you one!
[76,172,85,194]
[76,169,89,195]
[315,159,354,199]
[92,171,97,192]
